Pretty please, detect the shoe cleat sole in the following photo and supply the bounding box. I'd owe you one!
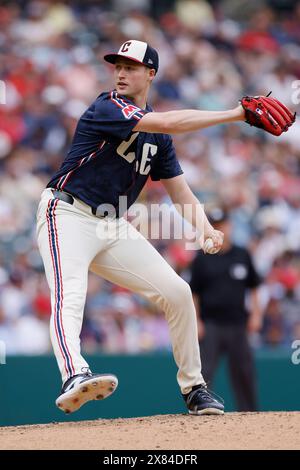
[55,374,118,414]
[189,407,224,416]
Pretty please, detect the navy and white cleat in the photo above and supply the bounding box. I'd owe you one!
[182,384,224,416]
[56,371,118,414]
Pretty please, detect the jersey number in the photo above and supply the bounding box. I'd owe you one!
[117,133,157,176]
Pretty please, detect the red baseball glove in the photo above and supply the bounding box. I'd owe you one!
[240,93,296,136]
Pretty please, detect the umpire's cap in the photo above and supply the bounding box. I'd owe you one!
[207,207,229,225]
[104,40,159,73]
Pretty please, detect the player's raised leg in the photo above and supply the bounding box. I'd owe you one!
[36,190,118,413]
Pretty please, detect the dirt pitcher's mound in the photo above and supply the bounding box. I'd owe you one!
[1,412,299,450]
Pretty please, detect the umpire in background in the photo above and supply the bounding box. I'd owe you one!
[189,207,263,411]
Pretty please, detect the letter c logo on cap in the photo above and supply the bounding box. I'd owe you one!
[121,41,131,53]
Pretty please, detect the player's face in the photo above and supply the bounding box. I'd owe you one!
[114,58,153,98]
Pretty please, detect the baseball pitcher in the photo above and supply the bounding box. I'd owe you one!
[36,40,295,415]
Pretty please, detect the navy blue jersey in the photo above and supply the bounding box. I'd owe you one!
[47,91,183,216]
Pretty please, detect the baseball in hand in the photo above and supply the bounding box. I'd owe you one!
[203,238,220,254]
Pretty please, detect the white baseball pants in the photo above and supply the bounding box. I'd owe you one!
[36,188,205,393]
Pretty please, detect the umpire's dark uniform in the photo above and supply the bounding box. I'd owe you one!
[189,211,261,411]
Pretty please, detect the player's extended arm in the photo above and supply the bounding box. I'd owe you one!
[134,95,295,136]
[161,174,223,252]
[134,105,245,134]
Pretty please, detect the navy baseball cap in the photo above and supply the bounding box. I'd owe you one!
[104,40,159,73]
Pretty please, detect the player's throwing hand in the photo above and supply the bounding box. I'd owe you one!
[202,228,224,254]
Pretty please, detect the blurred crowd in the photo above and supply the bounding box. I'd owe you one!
[0,0,300,355]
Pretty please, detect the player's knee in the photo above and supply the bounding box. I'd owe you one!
[168,277,193,310]
[150,276,192,314]
[59,281,87,311]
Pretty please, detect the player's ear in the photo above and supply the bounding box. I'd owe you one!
[148,68,156,83]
